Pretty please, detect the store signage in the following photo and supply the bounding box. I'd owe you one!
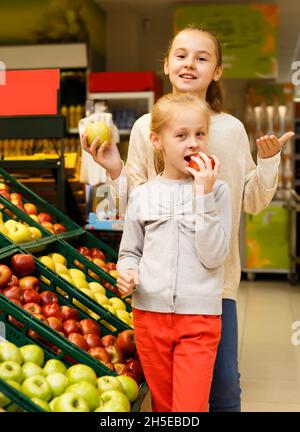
[174,4,278,79]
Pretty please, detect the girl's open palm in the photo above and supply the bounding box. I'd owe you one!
[257,132,294,159]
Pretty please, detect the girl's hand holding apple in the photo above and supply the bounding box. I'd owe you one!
[185,152,220,195]
[117,269,139,297]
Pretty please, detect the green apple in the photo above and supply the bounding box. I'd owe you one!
[94,293,109,306]
[95,401,129,412]
[79,288,95,300]
[43,359,67,376]
[22,362,45,379]
[20,344,44,367]
[109,297,126,311]
[38,256,56,272]
[54,262,70,275]
[97,376,123,395]
[66,364,97,387]
[0,342,22,364]
[116,310,132,325]
[60,273,74,284]
[4,220,19,231]
[72,278,90,290]
[102,304,116,314]
[0,390,10,407]
[88,282,106,295]
[29,227,42,241]
[46,373,68,397]
[22,376,52,402]
[117,375,139,402]
[85,120,111,148]
[69,268,86,280]
[66,381,99,411]
[31,398,51,411]
[0,361,23,383]
[6,379,22,392]
[6,222,32,243]
[53,392,89,412]
[49,396,59,412]
[99,390,130,412]
[48,253,66,266]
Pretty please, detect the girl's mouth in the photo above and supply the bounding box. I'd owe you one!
[179,74,196,80]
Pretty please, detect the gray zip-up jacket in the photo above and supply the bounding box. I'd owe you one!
[117,175,232,315]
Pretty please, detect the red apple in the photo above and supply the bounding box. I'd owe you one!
[120,370,140,384]
[20,289,40,305]
[60,305,80,322]
[0,190,10,201]
[79,319,101,336]
[7,298,24,329]
[186,153,216,172]
[40,222,54,233]
[76,247,91,257]
[105,344,125,364]
[116,330,136,357]
[19,276,40,292]
[106,262,117,271]
[23,302,42,315]
[0,183,9,192]
[2,285,21,301]
[63,319,82,336]
[0,264,12,288]
[88,347,110,363]
[93,258,107,269]
[53,223,66,234]
[42,303,63,320]
[101,335,116,348]
[32,313,48,324]
[47,316,64,333]
[125,359,144,383]
[37,212,52,223]
[90,248,106,260]
[83,333,103,349]
[7,274,19,287]
[114,362,128,375]
[68,333,88,351]
[39,290,59,306]
[27,328,42,341]
[10,193,22,203]
[11,254,35,277]
[104,362,115,371]
[24,203,38,215]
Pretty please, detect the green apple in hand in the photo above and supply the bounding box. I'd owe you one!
[43,359,67,376]
[20,344,44,367]
[66,381,99,411]
[98,390,130,412]
[22,376,52,402]
[66,364,97,387]
[0,342,22,364]
[46,372,68,397]
[53,392,89,412]
[97,376,123,395]
[22,362,45,379]
[117,375,139,402]
[0,361,23,383]
[85,121,111,148]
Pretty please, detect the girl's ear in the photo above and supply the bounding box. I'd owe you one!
[150,132,162,150]
[164,58,169,76]
[213,64,223,82]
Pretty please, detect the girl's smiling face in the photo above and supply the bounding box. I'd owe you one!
[164,29,223,99]
[151,104,209,180]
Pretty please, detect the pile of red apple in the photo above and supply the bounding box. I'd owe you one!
[0,182,66,235]
[0,253,143,384]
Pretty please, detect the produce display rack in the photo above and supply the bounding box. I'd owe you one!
[0,115,66,212]
[0,300,147,412]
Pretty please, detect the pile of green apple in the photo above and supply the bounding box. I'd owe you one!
[0,341,139,412]
[38,252,133,328]
[0,212,42,244]
[0,182,66,235]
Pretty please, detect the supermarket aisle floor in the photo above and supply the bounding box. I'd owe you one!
[238,279,300,412]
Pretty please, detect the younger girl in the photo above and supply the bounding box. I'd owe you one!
[117,93,232,412]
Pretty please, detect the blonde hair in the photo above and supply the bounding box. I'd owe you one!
[165,24,224,113]
[150,93,210,174]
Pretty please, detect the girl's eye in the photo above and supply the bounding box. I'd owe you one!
[176,134,185,139]
[198,57,207,62]
[196,132,206,137]
[176,55,185,59]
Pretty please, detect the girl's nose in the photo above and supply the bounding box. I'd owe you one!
[184,56,195,69]
[189,137,199,150]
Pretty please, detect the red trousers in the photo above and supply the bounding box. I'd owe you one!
[133,308,221,412]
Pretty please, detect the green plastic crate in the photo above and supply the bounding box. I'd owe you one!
[0,167,85,240]
[0,195,54,252]
[0,317,147,412]
[29,240,132,328]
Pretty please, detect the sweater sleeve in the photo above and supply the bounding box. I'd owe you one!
[241,126,278,214]
[117,189,145,274]
[194,183,232,269]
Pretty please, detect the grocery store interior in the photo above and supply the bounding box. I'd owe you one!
[0,0,300,413]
